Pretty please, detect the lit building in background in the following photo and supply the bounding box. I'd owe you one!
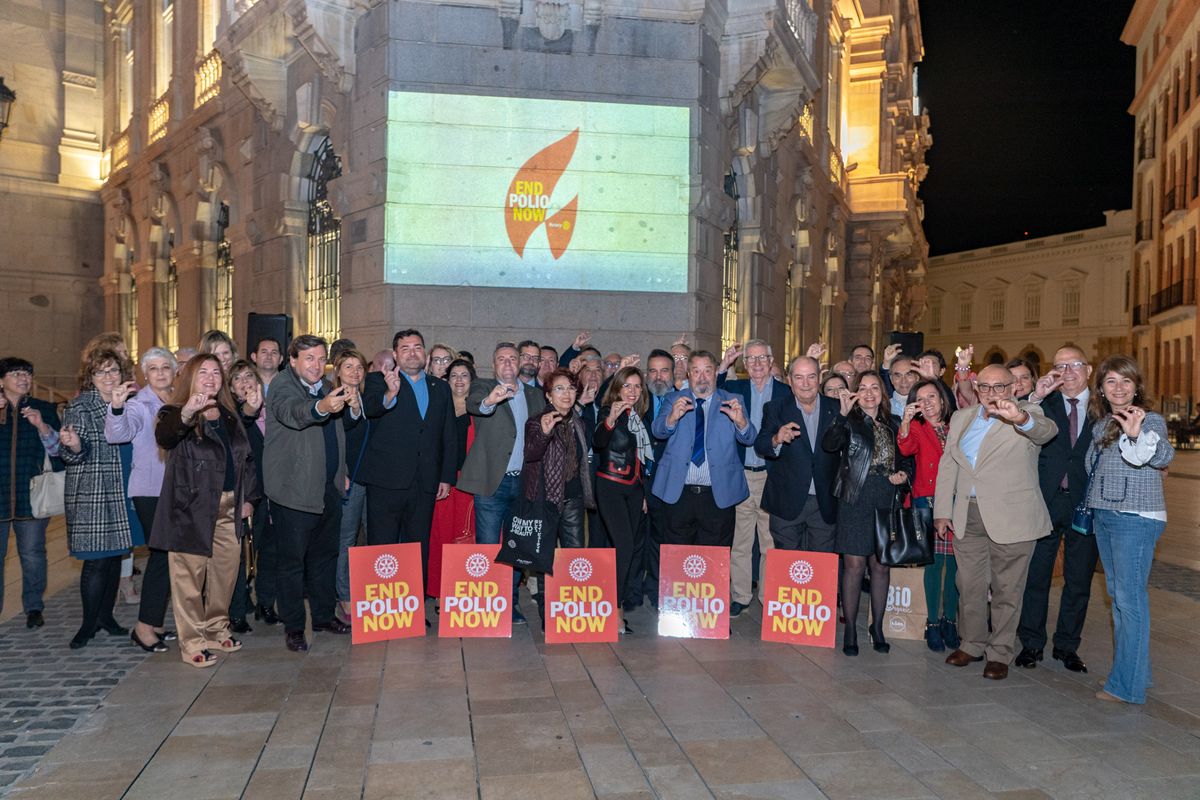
[0,1,930,381]
[0,2,106,390]
[920,211,1132,376]
[1123,1,1200,417]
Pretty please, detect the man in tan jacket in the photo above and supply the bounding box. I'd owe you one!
[934,364,1057,680]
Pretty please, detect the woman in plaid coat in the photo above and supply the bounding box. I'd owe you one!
[59,347,133,649]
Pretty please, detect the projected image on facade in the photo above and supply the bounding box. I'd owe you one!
[385,91,691,292]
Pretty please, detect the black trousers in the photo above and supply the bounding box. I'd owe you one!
[640,494,665,605]
[77,554,122,639]
[596,478,644,607]
[253,501,277,609]
[1018,491,1100,652]
[366,482,436,588]
[533,494,585,621]
[662,486,735,547]
[132,496,171,628]
[271,482,342,634]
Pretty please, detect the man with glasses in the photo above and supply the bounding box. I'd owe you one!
[1015,347,1098,673]
[716,340,789,616]
[670,341,692,390]
[458,342,546,624]
[517,340,541,388]
[934,364,1057,680]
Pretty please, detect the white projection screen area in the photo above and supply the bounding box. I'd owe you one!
[384,91,691,293]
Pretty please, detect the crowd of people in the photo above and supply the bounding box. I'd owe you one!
[0,327,1174,704]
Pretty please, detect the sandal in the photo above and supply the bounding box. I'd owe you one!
[213,636,242,652]
[187,650,217,668]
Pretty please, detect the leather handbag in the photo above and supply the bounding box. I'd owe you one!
[497,469,558,574]
[29,452,65,519]
[874,486,933,567]
[1070,448,1104,535]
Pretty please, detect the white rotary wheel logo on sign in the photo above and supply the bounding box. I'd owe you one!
[568,557,592,582]
[465,552,490,578]
[789,559,814,585]
[373,553,399,580]
[682,554,707,580]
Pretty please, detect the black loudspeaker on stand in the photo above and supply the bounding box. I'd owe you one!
[247,313,293,354]
[887,330,924,357]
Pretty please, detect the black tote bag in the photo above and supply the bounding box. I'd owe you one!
[874,487,934,567]
[496,468,559,574]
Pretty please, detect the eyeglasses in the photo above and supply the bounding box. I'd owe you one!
[5,369,32,378]
[430,356,452,365]
[603,361,621,369]
[550,385,577,394]
[745,355,771,364]
[1053,361,1088,372]
[518,354,539,363]
[672,355,688,363]
[974,382,1013,394]
[93,367,122,378]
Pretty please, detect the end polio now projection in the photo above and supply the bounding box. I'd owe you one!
[384,91,690,293]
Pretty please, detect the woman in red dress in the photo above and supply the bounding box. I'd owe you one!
[426,358,476,600]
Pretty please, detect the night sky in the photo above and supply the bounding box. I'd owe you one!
[917,3,1136,256]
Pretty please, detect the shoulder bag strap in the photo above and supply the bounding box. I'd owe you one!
[344,418,371,499]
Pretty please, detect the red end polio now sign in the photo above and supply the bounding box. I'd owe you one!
[657,544,730,639]
[348,543,426,644]
[759,550,837,647]
[438,544,514,638]
[544,548,618,644]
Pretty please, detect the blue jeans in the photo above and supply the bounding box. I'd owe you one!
[2,518,49,614]
[1094,509,1164,704]
[336,482,368,602]
[473,472,523,601]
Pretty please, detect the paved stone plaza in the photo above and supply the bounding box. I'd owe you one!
[4,456,1200,799]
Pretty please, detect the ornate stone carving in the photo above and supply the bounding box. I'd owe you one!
[62,71,98,89]
[535,0,570,41]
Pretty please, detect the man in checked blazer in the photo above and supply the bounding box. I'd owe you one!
[934,364,1058,680]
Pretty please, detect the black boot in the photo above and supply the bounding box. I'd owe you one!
[71,559,107,648]
[98,556,127,635]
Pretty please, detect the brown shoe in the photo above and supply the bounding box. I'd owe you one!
[983,661,1009,680]
[945,649,984,667]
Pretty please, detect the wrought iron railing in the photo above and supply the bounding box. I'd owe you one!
[1150,280,1196,315]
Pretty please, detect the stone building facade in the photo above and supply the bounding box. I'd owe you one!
[0,1,107,391]
[1123,0,1200,417]
[919,210,1133,378]
[81,0,929,371]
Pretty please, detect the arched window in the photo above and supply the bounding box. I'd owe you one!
[306,138,342,344]
[215,201,234,335]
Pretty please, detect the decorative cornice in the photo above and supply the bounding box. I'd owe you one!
[62,71,97,89]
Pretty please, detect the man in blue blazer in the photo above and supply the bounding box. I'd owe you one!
[754,356,840,552]
[717,340,790,614]
[651,351,757,547]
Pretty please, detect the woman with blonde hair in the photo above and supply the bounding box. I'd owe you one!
[197,329,239,373]
[153,354,258,667]
[1086,355,1174,704]
[427,343,456,380]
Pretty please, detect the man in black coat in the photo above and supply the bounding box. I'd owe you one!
[1016,346,1099,673]
[753,356,840,552]
[360,329,457,587]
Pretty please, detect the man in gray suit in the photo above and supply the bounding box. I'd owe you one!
[458,342,546,624]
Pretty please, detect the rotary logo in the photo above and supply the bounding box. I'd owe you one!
[568,557,593,582]
[682,554,707,580]
[788,560,814,586]
[504,129,579,260]
[373,553,399,580]
[465,552,490,578]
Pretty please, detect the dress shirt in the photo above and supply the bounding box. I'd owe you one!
[890,392,907,418]
[744,380,771,468]
[960,405,1036,496]
[480,384,528,473]
[799,399,820,494]
[383,371,428,417]
[1061,388,1089,442]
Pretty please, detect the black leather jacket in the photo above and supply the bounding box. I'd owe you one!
[593,406,646,486]
[821,410,909,505]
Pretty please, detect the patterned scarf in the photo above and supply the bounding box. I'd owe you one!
[626,411,655,465]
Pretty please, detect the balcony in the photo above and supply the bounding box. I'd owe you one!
[195,50,222,109]
[1150,280,1196,315]
[828,146,845,189]
[148,94,169,144]
[847,173,916,217]
[783,0,817,62]
[110,131,130,172]
[1133,304,1150,326]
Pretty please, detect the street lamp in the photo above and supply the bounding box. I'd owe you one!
[0,77,16,141]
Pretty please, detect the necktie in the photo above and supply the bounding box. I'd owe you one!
[690,398,706,466]
[1061,397,1079,490]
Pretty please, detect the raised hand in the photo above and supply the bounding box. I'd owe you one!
[719,397,747,428]
[321,385,349,414]
[485,382,516,406]
[806,342,827,361]
[110,381,136,410]
[838,389,859,417]
[383,366,401,399]
[1113,406,1146,439]
[59,424,81,453]
[541,410,564,435]
[580,382,598,405]
[619,354,641,369]
[987,398,1026,424]
[955,344,975,370]
[20,406,48,434]
[773,421,802,447]
[667,396,694,425]
[901,402,921,423]
[572,331,592,350]
[1033,369,1063,400]
[568,357,583,374]
[720,344,742,371]
[606,400,630,427]
[882,343,903,368]
[182,392,211,421]
[673,332,690,349]
[343,385,361,414]
[242,383,263,415]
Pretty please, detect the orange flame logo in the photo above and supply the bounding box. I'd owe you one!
[505,129,579,259]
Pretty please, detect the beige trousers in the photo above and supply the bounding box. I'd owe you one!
[955,500,1035,664]
[168,491,240,661]
[730,470,773,605]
